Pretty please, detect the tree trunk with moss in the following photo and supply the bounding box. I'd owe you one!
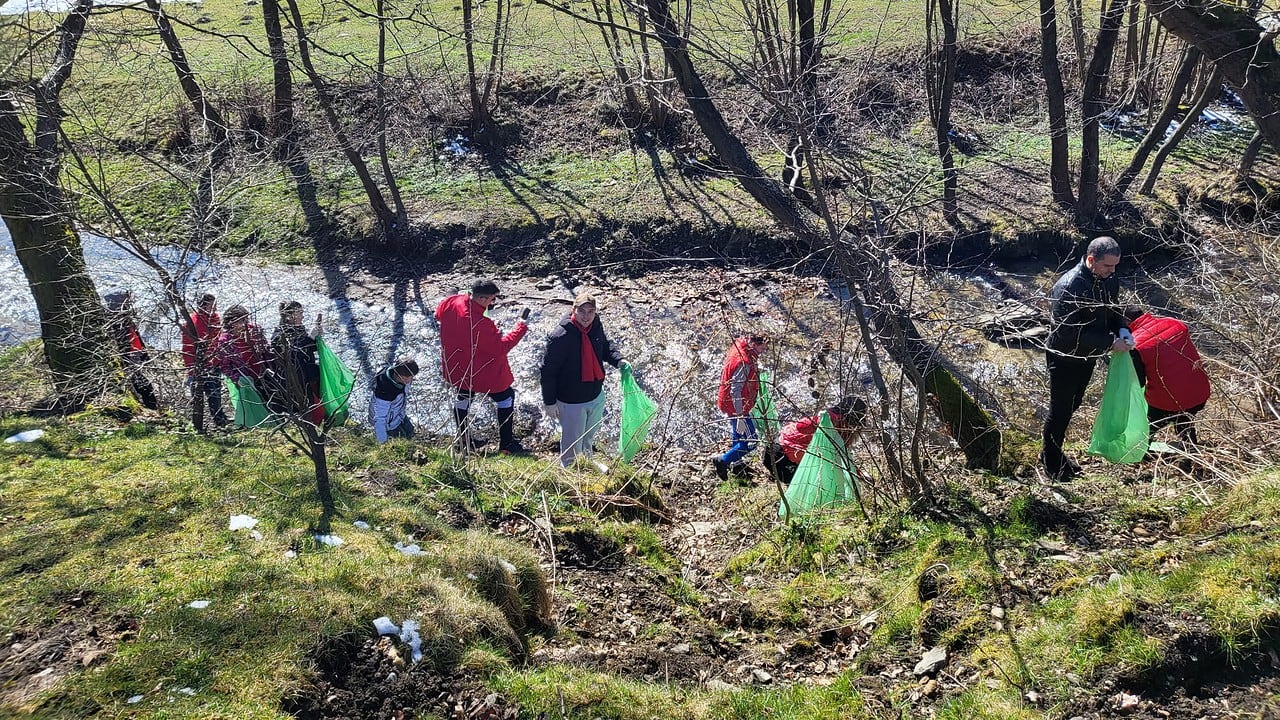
[643,0,1001,472]
[1146,0,1280,154]
[0,0,114,406]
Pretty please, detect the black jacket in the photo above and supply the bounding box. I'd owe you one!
[271,324,320,385]
[540,316,623,405]
[1046,260,1125,359]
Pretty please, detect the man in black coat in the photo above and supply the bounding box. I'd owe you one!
[1042,236,1134,481]
[540,294,626,467]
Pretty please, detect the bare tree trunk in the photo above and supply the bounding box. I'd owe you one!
[1111,45,1199,198]
[1067,0,1087,79]
[591,0,644,121]
[375,0,407,226]
[643,0,1001,472]
[1237,130,1266,181]
[282,0,397,242]
[1040,0,1076,207]
[1119,0,1139,107]
[1140,65,1224,194]
[925,0,959,226]
[145,0,231,237]
[1146,0,1280,154]
[262,0,326,232]
[1077,0,1130,226]
[0,0,114,406]
[462,0,486,133]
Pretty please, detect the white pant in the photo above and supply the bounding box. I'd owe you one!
[557,394,605,467]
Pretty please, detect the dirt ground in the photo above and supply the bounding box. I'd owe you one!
[282,451,1280,719]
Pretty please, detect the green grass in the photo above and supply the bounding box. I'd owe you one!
[0,412,549,718]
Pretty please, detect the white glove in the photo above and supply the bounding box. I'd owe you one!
[544,403,559,421]
[1118,328,1135,349]
[734,418,749,435]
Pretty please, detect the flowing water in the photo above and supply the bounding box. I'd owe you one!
[0,222,892,455]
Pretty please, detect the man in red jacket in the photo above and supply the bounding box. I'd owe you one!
[436,279,531,454]
[712,334,768,480]
[1124,307,1211,447]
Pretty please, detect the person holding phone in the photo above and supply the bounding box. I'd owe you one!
[540,294,626,468]
[435,279,532,454]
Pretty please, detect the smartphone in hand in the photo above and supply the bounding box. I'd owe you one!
[520,308,531,321]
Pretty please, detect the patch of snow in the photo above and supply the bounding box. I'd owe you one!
[399,619,423,663]
[187,600,210,609]
[394,542,424,556]
[353,520,371,529]
[228,514,258,530]
[4,429,44,443]
[373,616,399,635]
[314,534,344,546]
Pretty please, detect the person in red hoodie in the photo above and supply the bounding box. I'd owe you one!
[712,334,768,480]
[763,396,868,484]
[181,293,228,428]
[1124,307,1211,447]
[104,290,159,410]
[435,279,531,454]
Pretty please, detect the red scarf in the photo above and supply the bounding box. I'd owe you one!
[574,319,604,383]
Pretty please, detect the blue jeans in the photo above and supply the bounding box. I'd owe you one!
[720,416,757,465]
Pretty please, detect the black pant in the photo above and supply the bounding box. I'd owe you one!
[762,444,799,484]
[1042,351,1097,473]
[1149,402,1204,446]
[196,374,228,425]
[124,352,158,410]
[455,386,518,448]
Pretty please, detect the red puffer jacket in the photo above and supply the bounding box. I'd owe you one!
[779,412,856,464]
[181,310,220,372]
[435,293,528,394]
[1129,313,1211,411]
[717,337,760,415]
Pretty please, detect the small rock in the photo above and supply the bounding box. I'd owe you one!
[913,646,947,676]
[706,678,736,691]
[669,643,691,654]
[80,649,111,667]
[1111,691,1140,710]
[990,605,1005,619]
[1025,690,1041,704]
[921,679,939,696]
[751,668,773,684]
[1133,526,1151,537]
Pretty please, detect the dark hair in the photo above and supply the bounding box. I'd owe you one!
[748,335,768,344]
[1123,305,1145,322]
[103,290,130,312]
[198,293,216,307]
[224,304,250,324]
[830,396,868,425]
[1087,236,1121,259]
[391,358,419,377]
[279,299,303,317]
[471,279,500,297]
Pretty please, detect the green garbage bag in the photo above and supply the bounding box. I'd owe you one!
[751,369,781,439]
[224,376,271,428]
[317,337,354,426]
[779,412,858,520]
[618,363,658,462]
[1087,353,1149,463]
